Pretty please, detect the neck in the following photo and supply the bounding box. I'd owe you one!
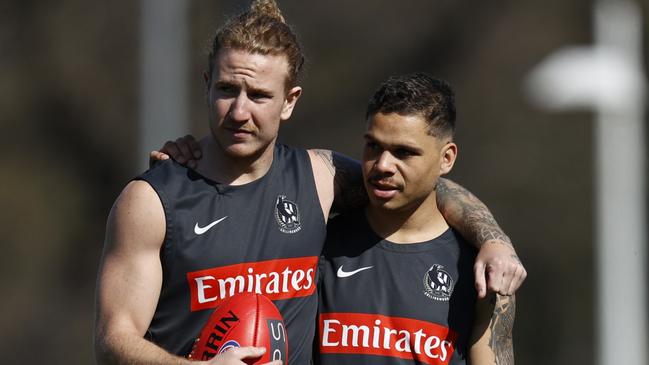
[365,195,449,244]
[196,136,275,185]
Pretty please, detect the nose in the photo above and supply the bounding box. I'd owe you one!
[228,92,251,123]
[373,151,396,174]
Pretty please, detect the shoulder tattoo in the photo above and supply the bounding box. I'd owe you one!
[313,149,335,176]
[312,149,367,214]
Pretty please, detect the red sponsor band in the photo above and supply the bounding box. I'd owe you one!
[319,312,457,365]
[187,256,318,311]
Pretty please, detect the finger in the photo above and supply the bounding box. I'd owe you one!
[506,265,527,295]
[161,141,185,163]
[149,151,169,161]
[499,263,516,296]
[504,267,520,295]
[474,261,487,299]
[149,150,170,161]
[148,151,169,168]
[184,134,202,159]
[486,264,504,295]
[228,346,266,359]
[175,136,195,163]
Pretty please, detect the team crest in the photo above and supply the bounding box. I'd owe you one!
[275,195,301,234]
[423,264,454,301]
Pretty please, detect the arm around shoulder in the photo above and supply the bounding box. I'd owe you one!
[436,178,511,246]
[95,180,187,364]
[436,178,527,297]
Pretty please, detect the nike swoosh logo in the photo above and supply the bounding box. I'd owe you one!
[194,216,228,235]
[337,265,374,278]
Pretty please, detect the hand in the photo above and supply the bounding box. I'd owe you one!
[203,346,282,365]
[474,240,527,298]
[149,135,202,169]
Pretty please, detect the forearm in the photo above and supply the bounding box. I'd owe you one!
[488,295,516,365]
[436,178,511,248]
[470,295,516,365]
[96,329,190,365]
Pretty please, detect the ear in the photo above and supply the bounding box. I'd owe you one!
[202,71,211,104]
[203,70,211,93]
[439,142,457,175]
[280,86,303,121]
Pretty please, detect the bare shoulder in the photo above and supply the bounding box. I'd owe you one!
[307,149,336,219]
[114,180,163,215]
[107,180,165,246]
[307,149,335,177]
[307,148,336,176]
[307,149,366,216]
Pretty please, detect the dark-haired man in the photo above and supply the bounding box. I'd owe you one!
[316,73,514,365]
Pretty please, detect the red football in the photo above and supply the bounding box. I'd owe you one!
[188,293,288,364]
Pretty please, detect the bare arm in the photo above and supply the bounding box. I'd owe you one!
[436,178,512,246]
[95,181,280,365]
[95,180,188,364]
[469,294,516,365]
[436,178,527,297]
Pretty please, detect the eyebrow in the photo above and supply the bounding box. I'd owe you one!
[363,134,423,154]
[213,79,235,87]
[213,79,275,96]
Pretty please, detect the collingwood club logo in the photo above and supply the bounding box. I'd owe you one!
[275,195,301,234]
[423,264,454,301]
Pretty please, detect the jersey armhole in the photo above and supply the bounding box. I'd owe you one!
[303,149,329,225]
[133,176,176,283]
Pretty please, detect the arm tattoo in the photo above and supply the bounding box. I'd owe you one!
[489,295,516,365]
[313,149,335,175]
[313,149,367,215]
[436,178,513,247]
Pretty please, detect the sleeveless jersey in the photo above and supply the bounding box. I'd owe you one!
[317,210,477,365]
[137,144,327,364]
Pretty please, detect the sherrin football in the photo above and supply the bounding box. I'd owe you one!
[188,293,288,364]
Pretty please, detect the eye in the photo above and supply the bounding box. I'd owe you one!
[365,141,380,151]
[394,148,416,158]
[248,91,272,101]
[215,83,238,96]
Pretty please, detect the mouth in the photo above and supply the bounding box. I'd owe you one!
[224,127,254,140]
[367,179,401,200]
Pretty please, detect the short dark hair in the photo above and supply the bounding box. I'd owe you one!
[366,73,456,137]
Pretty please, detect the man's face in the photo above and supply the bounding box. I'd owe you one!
[206,49,301,159]
[362,112,456,212]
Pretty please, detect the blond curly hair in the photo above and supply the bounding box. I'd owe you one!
[207,0,304,89]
